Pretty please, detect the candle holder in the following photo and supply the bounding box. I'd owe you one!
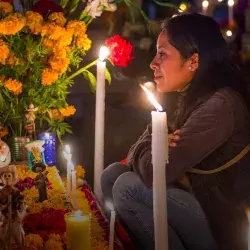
[65,211,91,250]
[38,132,56,166]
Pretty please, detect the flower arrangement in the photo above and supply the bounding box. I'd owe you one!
[0,0,134,142]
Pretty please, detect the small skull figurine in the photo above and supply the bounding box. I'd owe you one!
[0,165,25,249]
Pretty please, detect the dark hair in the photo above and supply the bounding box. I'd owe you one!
[163,13,249,130]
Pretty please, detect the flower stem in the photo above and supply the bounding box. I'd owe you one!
[66,59,98,81]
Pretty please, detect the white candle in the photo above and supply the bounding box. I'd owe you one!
[72,169,77,208]
[106,202,116,250]
[228,0,234,27]
[63,145,72,199]
[140,84,168,250]
[202,0,209,15]
[94,46,109,202]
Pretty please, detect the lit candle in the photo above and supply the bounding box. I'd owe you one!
[72,169,77,208]
[94,46,110,202]
[202,0,209,15]
[65,210,91,250]
[228,0,234,27]
[63,145,72,199]
[141,84,168,250]
[106,202,116,250]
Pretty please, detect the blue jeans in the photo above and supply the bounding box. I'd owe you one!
[101,162,218,250]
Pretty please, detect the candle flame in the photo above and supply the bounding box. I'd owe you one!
[140,84,163,112]
[202,0,209,8]
[99,46,110,61]
[228,0,234,6]
[106,201,114,211]
[65,144,71,154]
[75,210,82,217]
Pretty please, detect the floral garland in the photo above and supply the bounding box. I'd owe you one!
[14,165,122,250]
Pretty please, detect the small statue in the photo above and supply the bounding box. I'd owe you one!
[0,165,26,249]
[25,104,38,140]
[0,139,11,170]
[33,163,48,203]
[25,140,46,170]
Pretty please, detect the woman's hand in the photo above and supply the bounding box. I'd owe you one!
[168,130,180,147]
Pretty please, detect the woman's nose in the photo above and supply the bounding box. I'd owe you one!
[150,56,158,70]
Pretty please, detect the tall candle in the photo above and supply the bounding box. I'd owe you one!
[72,169,77,208]
[141,84,168,250]
[94,46,109,202]
[228,0,234,27]
[106,202,116,250]
[65,210,91,250]
[63,145,72,199]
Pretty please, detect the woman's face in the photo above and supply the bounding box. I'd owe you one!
[150,31,197,92]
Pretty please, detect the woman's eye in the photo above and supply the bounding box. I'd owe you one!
[158,51,166,58]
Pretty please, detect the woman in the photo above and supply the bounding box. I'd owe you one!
[101,13,250,250]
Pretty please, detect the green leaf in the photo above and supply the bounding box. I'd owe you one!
[69,0,81,13]
[105,68,111,84]
[60,0,70,8]
[82,70,96,92]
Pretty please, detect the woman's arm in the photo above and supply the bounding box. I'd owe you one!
[132,94,235,187]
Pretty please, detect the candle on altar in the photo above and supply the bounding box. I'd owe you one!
[72,169,77,208]
[106,201,116,250]
[140,84,168,250]
[202,0,209,15]
[65,210,91,250]
[228,0,234,27]
[94,46,110,202]
[63,145,72,199]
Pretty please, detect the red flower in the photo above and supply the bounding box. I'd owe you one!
[2,0,13,3]
[33,0,64,17]
[105,35,134,67]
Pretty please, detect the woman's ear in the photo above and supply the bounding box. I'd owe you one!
[190,53,199,71]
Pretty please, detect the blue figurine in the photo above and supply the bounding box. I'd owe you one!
[25,140,46,170]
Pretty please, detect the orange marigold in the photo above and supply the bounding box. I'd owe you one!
[48,12,66,27]
[57,30,73,47]
[7,52,19,66]
[25,11,43,35]
[41,68,59,86]
[76,34,92,51]
[59,106,76,117]
[66,20,86,36]
[42,38,55,49]
[41,23,65,40]
[0,39,9,64]
[0,127,8,138]
[49,56,69,74]
[49,109,64,120]
[4,78,22,95]
[52,47,67,58]
[0,1,13,14]
[0,14,26,35]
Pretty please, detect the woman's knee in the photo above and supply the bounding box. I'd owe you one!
[101,162,130,190]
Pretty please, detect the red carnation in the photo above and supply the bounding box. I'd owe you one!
[105,35,134,67]
[33,0,64,17]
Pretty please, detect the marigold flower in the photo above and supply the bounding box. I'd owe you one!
[49,109,64,120]
[41,23,65,40]
[57,30,72,47]
[59,105,76,117]
[45,234,63,250]
[7,52,19,66]
[25,234,43,250]
[48,12,66,27]
[25,11,43,34]
[42,37,55,49]
[66,20,86,36]
[76,165,86,179]
[0,127,8,138]
[0,39,9,64]
[42,68,59,86]
[0,13,26,35]
[76,34,92,51]
[52,47,67,58]
[49,55,69,74]
[4,78,22,95]
[0,1,13,14]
